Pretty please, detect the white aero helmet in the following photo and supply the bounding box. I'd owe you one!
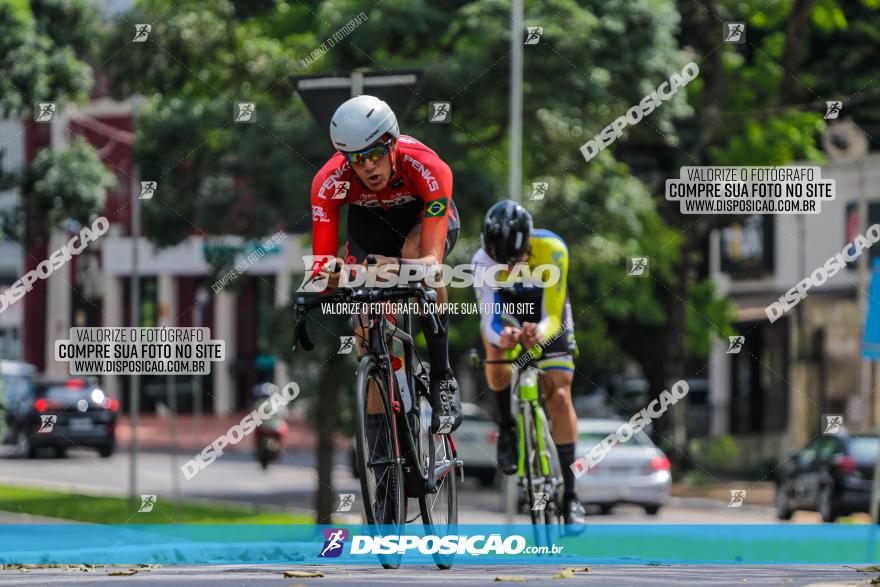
[329,95,400,152]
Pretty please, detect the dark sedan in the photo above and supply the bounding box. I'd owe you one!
[775,433,879,522]
[4,379,118,458]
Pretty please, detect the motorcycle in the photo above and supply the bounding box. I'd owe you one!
[255,417,288,469]
[252,383,289,470]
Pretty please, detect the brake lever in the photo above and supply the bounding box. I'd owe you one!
[293,317,314,352]
[292,298,314,352]
[413,285,443,334]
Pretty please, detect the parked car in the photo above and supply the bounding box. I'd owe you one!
[4,378,118,458]
[775,433,879,522]
[0,360,38,444]
[575,418,672,515]
[454,403,498,487]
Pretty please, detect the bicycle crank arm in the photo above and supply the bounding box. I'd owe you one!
[428,457,463,492]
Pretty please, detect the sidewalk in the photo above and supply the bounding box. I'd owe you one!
[115,413,348,453]
[0,512,78,524]
[672,482,775,506]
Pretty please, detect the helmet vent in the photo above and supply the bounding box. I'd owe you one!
[366,108,375,118]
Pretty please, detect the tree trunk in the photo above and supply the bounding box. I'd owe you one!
[314,355,344,524]
[664,245,691,468]
[779,0,820,104]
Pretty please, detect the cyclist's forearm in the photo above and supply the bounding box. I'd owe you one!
[399,254,440,265]
[536,316,561,341]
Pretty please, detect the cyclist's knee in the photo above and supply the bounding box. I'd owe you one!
[545,384,573,414]
[485,365,510,391]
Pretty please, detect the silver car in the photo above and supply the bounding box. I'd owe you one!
[455,403,498,487]
[575,418,671,515]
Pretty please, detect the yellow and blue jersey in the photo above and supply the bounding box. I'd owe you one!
[472,229,575,370]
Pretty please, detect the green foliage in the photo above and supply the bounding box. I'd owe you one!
[0,0,97,117]
[0,484,312,524]
[691,434,740,470]
[1,137,115,243]
[0,0,110,247]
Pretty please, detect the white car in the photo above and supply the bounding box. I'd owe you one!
[575,418,672,515]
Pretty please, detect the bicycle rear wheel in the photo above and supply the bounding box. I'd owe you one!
[417,395,458,569]
[354,356,405,568]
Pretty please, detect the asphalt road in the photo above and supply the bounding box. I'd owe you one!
[0,564,872,586]
[0,446,796,524]
[0,447,869,586]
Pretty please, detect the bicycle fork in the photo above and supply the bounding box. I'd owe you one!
[516,368,551,480]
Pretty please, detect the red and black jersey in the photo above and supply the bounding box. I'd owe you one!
[310,135,455,269]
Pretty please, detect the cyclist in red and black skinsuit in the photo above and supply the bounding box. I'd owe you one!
[310,95,462,434]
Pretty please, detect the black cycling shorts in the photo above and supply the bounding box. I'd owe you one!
[344,199,459,263]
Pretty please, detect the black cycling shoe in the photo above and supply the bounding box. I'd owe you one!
[564,496,587,526]
[430,370,462,434]
[496,426,518,475]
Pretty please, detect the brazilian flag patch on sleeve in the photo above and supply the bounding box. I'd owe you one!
[425,197,448,217]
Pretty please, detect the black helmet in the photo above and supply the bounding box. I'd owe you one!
[481,200,533,264]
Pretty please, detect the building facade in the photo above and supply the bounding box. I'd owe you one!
[708,154,880,468]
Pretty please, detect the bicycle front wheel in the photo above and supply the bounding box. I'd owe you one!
[417,396,458,569]
[354,356,405,568]
[522,401,548,527]
[536,406,565,530]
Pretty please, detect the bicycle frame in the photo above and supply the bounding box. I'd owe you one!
[514,365,552,480]
[294,282,460,505]
[319,290,457,496]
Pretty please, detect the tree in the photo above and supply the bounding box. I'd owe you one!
[0,0,110,244]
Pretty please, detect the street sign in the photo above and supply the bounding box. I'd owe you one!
[293,70,422,134]
[862,259,880,359]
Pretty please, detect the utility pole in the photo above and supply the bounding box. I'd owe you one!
[128,172,141,506]
[504,0,525,523]
[509,0,524,203]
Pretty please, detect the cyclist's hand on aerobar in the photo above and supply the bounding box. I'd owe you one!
[362,254,399,270]
[498,326,521,350]
[519,322,542,348]
[318,257,345,290]
[363,254,400,285]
